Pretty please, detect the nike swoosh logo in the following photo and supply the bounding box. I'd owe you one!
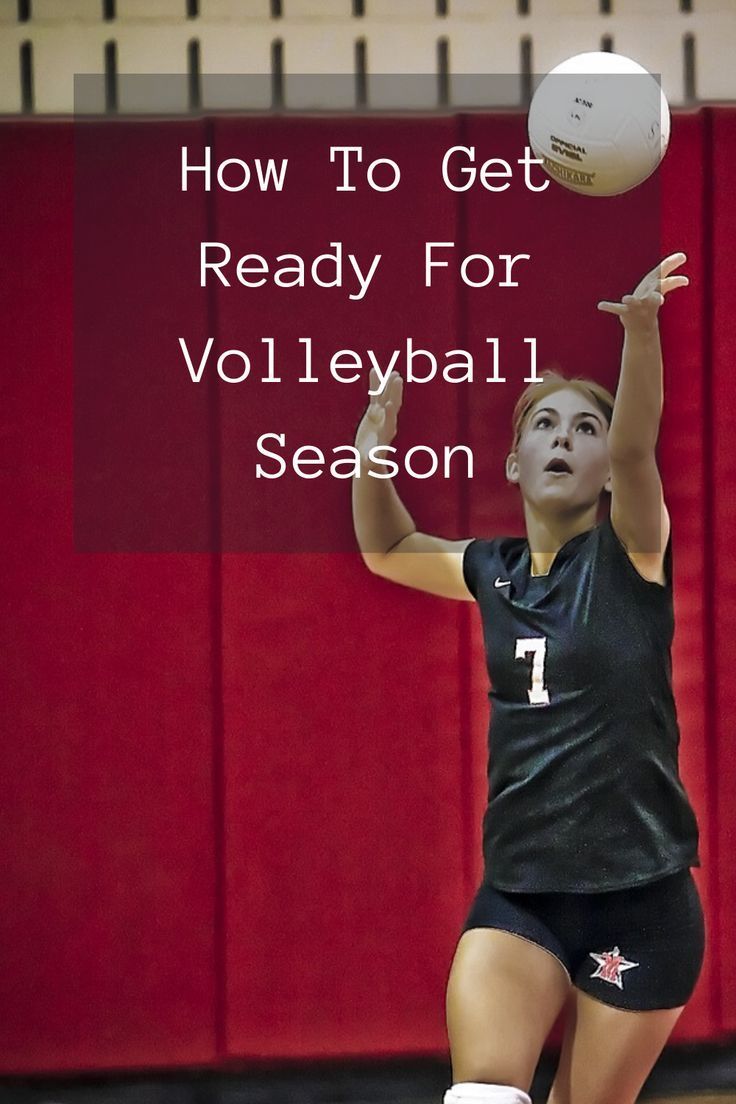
[494,577,511,588]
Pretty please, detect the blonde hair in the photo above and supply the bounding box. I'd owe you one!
[510,370,615,453]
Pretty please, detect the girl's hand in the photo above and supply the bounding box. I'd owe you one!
[597,251,690,334]
[354,368,403,469]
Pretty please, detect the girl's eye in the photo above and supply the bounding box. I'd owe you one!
[535,416,551,429]
[577,421,596,434]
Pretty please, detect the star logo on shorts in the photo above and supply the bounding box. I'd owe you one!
[589,946,639,990]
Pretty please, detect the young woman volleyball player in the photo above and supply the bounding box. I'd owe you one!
[352,252,704,1104]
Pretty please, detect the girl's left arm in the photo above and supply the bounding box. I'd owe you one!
[597,252,690,584]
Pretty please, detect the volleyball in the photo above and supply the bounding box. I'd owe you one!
[527,51,671,197]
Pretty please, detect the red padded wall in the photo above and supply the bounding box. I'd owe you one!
[0,122,220,1073]
[216,116,469,1057]
[657,112,716,1041]
[711,107,736,1034]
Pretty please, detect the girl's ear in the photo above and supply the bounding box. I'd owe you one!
[603,471,612,495]
[506,452,520,485]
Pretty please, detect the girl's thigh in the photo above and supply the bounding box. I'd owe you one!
[546,989,684,1104]
[446,927,572,1091]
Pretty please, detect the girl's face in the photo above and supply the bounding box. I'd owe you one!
[506,387,612,515]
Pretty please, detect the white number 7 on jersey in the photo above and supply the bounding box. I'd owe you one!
[515,637,550,705]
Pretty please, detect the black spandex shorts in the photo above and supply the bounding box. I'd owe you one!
[461,868,705,1011]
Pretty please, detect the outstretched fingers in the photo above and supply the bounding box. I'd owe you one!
[598,252,690,316]
[658,250,688,276]
[364,369,403,449]
[634,252,688,295]
[640,251,687,285]
[369,368,403,407]
[386,370,403,409]
[659,273,689,295]
[597,300,628,316]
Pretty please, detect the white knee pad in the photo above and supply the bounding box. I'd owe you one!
[443,1083,532,1104]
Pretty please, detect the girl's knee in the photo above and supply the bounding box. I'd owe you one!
[445,1083,532,1104]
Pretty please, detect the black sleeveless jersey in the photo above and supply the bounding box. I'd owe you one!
[462,515,701,893]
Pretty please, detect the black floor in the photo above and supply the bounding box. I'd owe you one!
[1,1044,736,1104]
